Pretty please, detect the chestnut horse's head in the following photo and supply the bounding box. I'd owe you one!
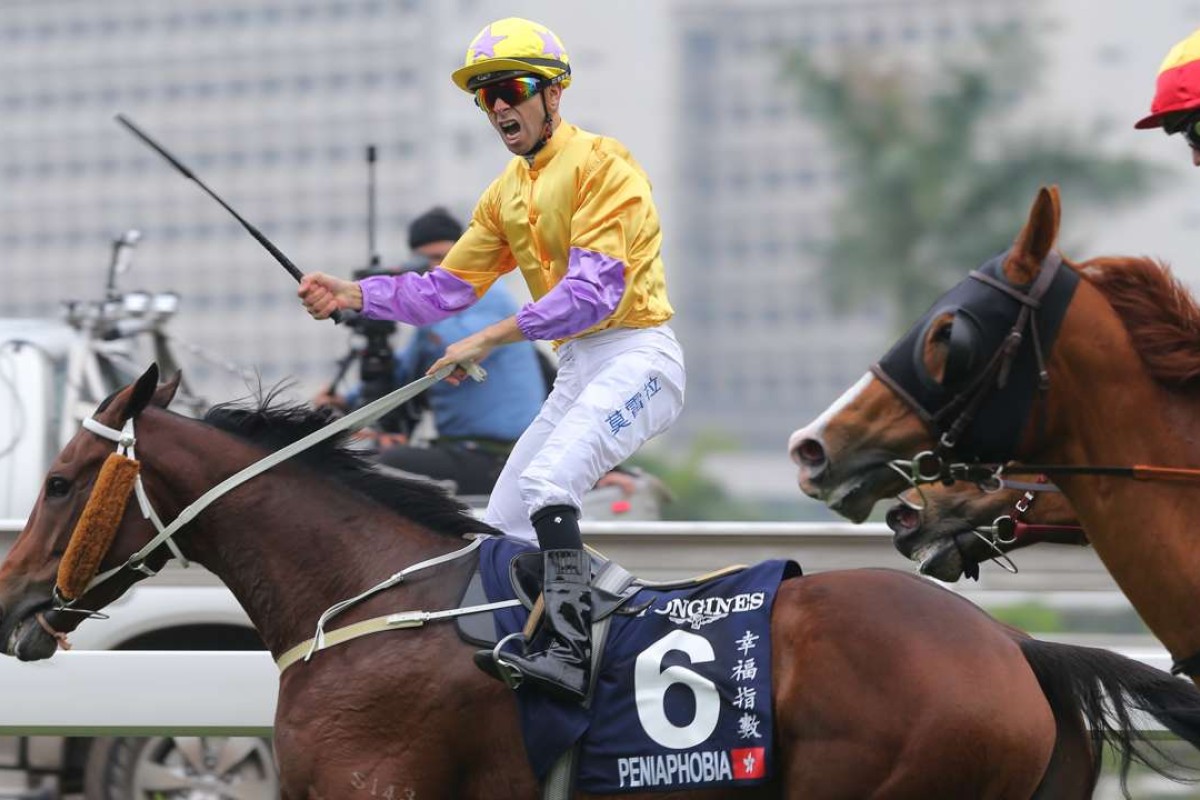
[0,365,179,660]
[790,186,1077,521]
[886,481,1082,582]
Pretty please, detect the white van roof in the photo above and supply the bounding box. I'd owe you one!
[0,318,76,360]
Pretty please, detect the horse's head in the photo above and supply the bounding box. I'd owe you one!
[0,365,179,660]
[791,186,1078,521]
[886,481,1082,582]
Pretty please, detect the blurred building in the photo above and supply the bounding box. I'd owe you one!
[0,0,533,398]
[0,0,670,403]
[668,0,1041,448]
[4,0,1200,459]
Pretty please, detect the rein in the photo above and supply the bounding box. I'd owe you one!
[891,454,1200,492]
[59,361,486,612]
[981,480,1087,548]
[893,453,1200,674]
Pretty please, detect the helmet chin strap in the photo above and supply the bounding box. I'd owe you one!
[521,92,555,160]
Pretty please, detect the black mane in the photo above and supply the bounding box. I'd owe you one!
[203,397,498,539]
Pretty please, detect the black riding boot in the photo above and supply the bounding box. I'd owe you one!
[475,506,592,701]
[504,547,593,700]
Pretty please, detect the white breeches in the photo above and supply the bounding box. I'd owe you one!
[483,325,685,542]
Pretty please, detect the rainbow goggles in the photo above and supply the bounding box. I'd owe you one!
[474,76,545,112]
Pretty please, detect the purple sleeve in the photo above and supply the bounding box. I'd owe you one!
[515,247,627,340]
[358,269,479,326]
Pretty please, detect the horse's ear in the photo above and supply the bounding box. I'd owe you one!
[1005,186,1061,283]
[153,370,182,409]
[124,364,161,421]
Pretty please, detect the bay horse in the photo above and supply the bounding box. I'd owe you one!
[790,184,1200,684]
[6,367,1200,798]
[885,481,1085,582]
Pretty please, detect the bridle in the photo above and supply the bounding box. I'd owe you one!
[53,363,483,613]
[989,477,1089,549]
[957,478,1089,580]
[60,416,190,605]
[873,250,1077,472]
[38,364,519,667]
[879,250,1200,490]
[875,249,1200,675]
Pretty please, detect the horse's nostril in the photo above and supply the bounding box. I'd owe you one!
[886,504,920,535]
[794,438,826,468]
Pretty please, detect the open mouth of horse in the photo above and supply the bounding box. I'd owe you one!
[824,462,907,523]
[913,538,969,582]
[1,597,62,662]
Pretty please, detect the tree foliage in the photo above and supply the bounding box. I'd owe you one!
[629,433,768,521]
[786,32,1165,322]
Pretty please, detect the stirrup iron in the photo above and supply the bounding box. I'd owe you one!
[485,631,527,689]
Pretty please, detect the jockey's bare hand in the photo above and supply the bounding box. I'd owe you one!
[427,316,526,384]
[429,332,496,385]
[298,273,363,320]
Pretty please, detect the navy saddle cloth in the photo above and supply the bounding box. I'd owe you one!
[459,535,801,794]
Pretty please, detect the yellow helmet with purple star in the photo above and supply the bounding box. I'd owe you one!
[452,18,571,93]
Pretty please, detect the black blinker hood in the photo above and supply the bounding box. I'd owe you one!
[871,250,1080,462]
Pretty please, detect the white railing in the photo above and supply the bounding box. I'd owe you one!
[0,652,276,736]
[0,518,1152,735]
[0,517,1118,593]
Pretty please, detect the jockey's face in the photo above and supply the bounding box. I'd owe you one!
[480,79,561,155]
[1162,110,1200,166]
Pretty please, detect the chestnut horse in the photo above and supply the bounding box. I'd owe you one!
[791,184,1200,683]
[885,482,1085,582]
[7,367,1200,798]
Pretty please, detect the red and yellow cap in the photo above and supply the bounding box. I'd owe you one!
[1137,28,1200,129]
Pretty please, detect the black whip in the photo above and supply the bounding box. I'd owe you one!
[115,113,345,323]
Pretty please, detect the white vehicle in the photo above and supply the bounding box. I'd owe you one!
[0,234,274,799]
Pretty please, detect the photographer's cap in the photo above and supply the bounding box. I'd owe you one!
[409,207,463,250]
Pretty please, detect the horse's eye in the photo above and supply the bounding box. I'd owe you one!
[45,476,71,497]
[932,322,953,344]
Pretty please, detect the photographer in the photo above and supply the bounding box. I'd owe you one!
[323,206,546,495]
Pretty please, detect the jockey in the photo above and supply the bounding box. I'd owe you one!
[298,17,685,702]
[1136,27,1200,165]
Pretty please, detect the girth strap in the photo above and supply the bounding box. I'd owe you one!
[541,557,638,800]
[276,596,522,673]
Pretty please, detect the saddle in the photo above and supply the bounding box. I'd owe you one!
[456,548,644,648]
[458,537,801,798]
[455,544,765,648]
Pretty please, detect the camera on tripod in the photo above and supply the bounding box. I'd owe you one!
[348,267,398,395]
[324,146,436,436]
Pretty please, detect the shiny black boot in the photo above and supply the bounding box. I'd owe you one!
[475,505,593,701]
[497,548,592,701]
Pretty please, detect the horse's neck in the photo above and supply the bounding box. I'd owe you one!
[148,428,466,658]
[1042,298,1200,655]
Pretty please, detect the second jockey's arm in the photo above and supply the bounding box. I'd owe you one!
[427,316,525,384]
